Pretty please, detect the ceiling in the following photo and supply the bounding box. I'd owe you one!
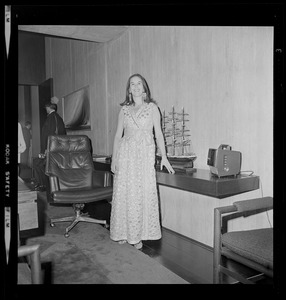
[18,25,129,43]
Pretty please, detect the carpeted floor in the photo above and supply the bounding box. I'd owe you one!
[25,197,189,284]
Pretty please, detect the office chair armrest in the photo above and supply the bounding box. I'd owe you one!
[92,170,113,188]
[18,244,40,257]
[214,197,273,237]
[48,174,60,193]
[214,203,235,244]
[18,244,41,284]
[233,197,273,212]
[215,197,273,218]
[215,204,237,219]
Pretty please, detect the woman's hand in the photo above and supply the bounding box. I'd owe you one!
[111,159,117,174]
[160,156,175,174]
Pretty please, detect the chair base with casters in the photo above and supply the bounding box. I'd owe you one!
[213,196,273,284]
[45,135,113,238]
[47,173,113,237]
[50,203,109,238]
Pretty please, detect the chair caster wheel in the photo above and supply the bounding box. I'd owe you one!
[64,233,69,238]
[50,223,55,227]
[104,223,109,229]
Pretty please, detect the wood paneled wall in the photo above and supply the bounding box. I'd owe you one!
[129,26,273,191]
[18,31,46,85]
[106,31,131,153]
[45,38,108,154]
[45,26,273,246]
[129,26,273,245]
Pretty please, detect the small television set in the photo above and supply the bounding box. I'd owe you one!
[207,144,241,177]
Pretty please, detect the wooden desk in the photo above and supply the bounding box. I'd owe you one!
[93,161,259,198]
[92,161,261,246]
[93,160,111,171]
[18,177,38,231]
[156,169,259,199]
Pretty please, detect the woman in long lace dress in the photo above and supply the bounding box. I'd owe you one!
[110,73,175,250]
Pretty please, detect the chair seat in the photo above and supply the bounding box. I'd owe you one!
[52,186,113,203]
[222,228,273,269]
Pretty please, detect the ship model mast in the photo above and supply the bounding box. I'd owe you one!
[158,106,197,171]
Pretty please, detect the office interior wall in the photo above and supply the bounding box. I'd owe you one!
[45,26,273,246]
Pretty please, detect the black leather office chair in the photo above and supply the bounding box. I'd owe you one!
[213,197,273,284]
[45,135,113,237]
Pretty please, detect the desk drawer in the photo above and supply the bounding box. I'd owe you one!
[18,201,38,231]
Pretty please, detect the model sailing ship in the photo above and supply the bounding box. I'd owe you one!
[156,106,197,171]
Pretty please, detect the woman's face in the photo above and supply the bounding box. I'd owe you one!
[129,76,144,98]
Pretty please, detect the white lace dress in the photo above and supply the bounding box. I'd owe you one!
[110,102,162,244]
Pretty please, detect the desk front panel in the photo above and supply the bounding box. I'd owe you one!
[156,169,259,198]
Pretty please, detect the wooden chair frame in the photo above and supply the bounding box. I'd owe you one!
[213,197,273,284]
[18,244,41,284]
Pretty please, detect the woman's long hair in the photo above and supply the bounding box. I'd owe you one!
[120,73,156,106]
